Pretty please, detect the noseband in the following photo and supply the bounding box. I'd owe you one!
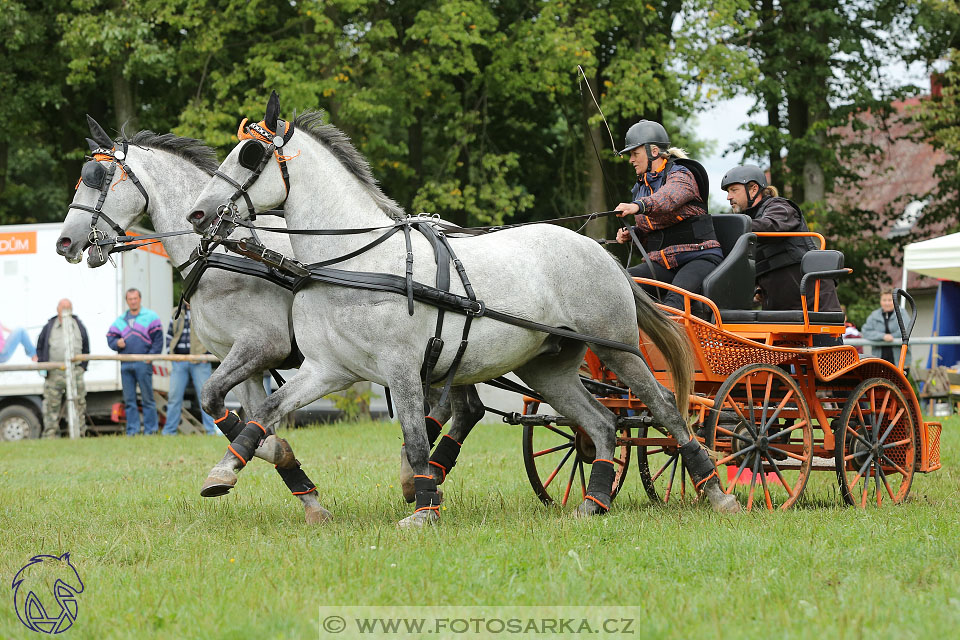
[207,118,296,234]
[68,140,150,264]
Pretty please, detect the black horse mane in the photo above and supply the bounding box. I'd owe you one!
[292,111,405,219]
[119,126,220,175]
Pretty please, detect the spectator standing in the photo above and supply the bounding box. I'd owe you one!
[1,321,38,363]
[36,299,90,437]
[163,304,217,435]
[862,289,913,375]
[107,288,163,435]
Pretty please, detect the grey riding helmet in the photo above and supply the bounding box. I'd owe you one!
[720,164,767,191]
[618,120,670,155]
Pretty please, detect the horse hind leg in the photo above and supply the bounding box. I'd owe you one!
[591,346,740,514]
[513,346,620,517]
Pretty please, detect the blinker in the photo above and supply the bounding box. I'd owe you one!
[81,161,106,189]
[238,139,267,170]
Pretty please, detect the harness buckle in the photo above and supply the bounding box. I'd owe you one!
[467,300,486,317]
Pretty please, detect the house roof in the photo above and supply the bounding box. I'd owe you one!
[829,95,949,291]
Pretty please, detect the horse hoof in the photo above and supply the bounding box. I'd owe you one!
[397,509,440,529]
[304,505,333,525]
[200,470,237,497]
[399,445,415,503]
[260,435,296,468]
[711,493,741,514]
[572,499,607,518]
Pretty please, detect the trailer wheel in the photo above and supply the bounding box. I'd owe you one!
[0,404,42,441]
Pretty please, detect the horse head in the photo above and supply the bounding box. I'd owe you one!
[188,90,293,234]
[57,115,150,267]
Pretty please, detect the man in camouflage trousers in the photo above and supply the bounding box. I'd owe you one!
[36,299,90,438]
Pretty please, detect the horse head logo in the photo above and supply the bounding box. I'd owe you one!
[12,553,84,634]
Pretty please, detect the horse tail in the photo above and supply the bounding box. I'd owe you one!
[626,274,694,418]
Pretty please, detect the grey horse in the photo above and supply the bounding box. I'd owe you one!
[187,94,740,526]
[54,117,333,522]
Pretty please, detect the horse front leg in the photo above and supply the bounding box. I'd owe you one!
[200,366,338,523]
[400,385,452,502]
[232,376,330,525]
[390,374,443,528]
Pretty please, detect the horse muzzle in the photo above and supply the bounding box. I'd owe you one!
[56,236,85,264]
[189,209,212,233]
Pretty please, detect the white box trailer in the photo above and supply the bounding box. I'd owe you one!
[0,223,172,440]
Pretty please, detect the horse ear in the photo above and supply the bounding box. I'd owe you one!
[85,138,100,152]
[86,115,113,148]
[264,91,280,132]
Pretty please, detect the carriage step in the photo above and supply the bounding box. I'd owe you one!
[503,413,653,428]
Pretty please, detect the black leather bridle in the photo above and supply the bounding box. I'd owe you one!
[206,118,296,235]
[68,140,150,264]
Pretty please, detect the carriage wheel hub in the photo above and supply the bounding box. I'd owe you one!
[573,429,597,464]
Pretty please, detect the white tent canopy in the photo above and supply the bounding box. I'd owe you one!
[902,231,960,286]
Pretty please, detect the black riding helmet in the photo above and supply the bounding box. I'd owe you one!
[618,120,670,156]
[720,164,767,191]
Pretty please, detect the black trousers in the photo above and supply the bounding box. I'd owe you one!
[628,254,722,317]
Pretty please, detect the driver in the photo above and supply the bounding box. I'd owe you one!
[614,120,721,315]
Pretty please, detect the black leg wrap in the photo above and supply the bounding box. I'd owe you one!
[228,421,266,466]
[429,435,461,483]
[425,415,443,447]
[275,464,316,495]
[413,475,441,511]
[585,460,615,511]
[679,439,717,485]
[215,410,244,441]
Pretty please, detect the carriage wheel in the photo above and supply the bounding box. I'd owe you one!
[636,419,695,505]
[705,363,814,511]
[835,378,916,507]
[521,423,631,508]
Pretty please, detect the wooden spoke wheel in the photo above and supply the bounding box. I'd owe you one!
[705,363,814,511]
[521,420,631,508]
[835,378,916,507]
[636,419,696,505]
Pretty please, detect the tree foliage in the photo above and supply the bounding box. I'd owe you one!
[2,0,753,230]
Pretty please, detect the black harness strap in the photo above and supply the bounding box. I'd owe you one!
[283,258,642,355]
[402,224,415,315]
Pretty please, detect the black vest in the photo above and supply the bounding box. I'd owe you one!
[747,197,819,276]
[635,159,717,252]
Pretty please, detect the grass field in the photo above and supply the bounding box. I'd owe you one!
[1,415,958,639]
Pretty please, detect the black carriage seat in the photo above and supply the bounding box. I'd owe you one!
[701,214,757,311]
[717,249,847,324]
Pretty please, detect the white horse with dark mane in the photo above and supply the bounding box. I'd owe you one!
[55,117,337,521]
[187,93,740,526]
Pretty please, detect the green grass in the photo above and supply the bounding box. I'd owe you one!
[1,416,959,639]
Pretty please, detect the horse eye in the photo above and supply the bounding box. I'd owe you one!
[238,140,266,170]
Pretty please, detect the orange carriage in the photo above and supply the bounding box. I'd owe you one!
[517,215,942,511]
